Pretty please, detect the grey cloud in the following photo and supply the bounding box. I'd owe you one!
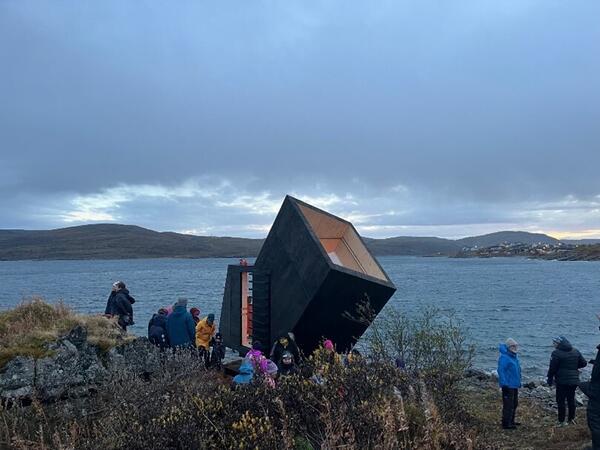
[1,1,599,235]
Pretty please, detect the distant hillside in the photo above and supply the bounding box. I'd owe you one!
[0,224,264,260]
[456,231,559,248]
[0,224,566,261]
[363,236,460,256]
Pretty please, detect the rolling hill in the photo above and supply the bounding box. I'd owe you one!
[0,224,568,260]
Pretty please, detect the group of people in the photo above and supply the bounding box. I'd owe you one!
[146,298,224,368]
[232,336,356,388]
[104,282,225,368]
[498,316,600,449]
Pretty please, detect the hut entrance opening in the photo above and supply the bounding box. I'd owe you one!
[298,204,387,281]
[240,271,253,347]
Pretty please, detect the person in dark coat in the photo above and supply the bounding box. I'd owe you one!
[497,338,522,429]
[148,308,169,349]
[278,351,299,377]
[547,335,587,425]
[270,334,301,367]
[209,332,226,369]
[112,281,135,331]
[166,298,196,349]
[104,282,119,316]
[579,316,600,449]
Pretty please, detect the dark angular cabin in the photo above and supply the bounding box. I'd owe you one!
[219,195,396,355]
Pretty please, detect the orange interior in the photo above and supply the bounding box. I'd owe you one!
[298,204,387,281]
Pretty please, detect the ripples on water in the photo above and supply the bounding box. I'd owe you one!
[0,256,598,379]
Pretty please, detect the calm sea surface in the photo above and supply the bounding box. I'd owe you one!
[0,256,598,379]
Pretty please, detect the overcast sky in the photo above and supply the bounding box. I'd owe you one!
[1,1,599,239]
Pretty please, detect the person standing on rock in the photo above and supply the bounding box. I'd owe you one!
[547,335,587,426]
[112,281,135,331]
[104,281,119,316]
[498,338,522,430]
[166,298,196,350]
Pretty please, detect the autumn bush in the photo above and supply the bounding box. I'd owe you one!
[1,301,478,450]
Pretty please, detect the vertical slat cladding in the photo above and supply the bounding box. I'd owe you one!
[251,271,271,348]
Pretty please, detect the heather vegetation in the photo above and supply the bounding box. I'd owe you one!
[1,300,590,449]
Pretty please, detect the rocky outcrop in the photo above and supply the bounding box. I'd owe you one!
[0,326,162,402]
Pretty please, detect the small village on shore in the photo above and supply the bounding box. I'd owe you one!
[455,242,600,261]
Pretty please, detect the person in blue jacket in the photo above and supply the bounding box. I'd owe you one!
[232,360,254,386]
[498,337,522,429]
[166,298,196,349]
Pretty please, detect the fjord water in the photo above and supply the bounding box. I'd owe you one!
[0,256,598,379]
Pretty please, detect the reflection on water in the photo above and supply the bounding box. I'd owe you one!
[0,256,598,379]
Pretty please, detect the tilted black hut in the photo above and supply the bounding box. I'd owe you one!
[219,195,396,355]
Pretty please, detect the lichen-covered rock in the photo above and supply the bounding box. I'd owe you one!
[106,337,161,375]
[0,328,165,403]
[0,356,36,400]
[36,337,107,401]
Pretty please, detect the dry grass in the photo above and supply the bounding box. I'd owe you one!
[461,378,592,450]
[0,298,131,368]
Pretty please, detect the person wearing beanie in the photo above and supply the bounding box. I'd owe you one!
[166,297,196,349]
[195,313,217,365]
[498,337,522,429]
[547,335,587,426]
[110,281,136,332]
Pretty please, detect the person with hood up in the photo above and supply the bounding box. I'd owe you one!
[245,341,269,374]
[498,338,522,430]
[279,351,299,377]
[166,298,196,349]
[270,334,301,367]
[196,314,216,364]
[148,308,169,349]
[233,360,254,386]
[547,335,587,426]
[579,315,600,449]
[112,281,135,331]
[190,307,201,325]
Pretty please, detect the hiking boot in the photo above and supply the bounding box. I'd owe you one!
[512,422,522,426]
[557,422,567,427]
[502,424,517,430]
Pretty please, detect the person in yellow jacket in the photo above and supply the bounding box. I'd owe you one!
[196,313,216,365]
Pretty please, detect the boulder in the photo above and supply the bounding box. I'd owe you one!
[0,356,36,401]
[106,337,161,375]
[36,337,107,401]
[0,328,165,403]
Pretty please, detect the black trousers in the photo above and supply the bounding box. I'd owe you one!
[502,387,519,427]
[556,384,577,423]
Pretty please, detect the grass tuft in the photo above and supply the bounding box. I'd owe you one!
[0,298,131,368]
